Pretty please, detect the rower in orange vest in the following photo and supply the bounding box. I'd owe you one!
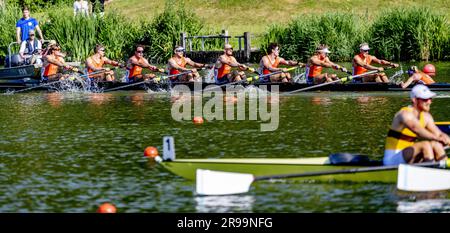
[352,42,399,83]
[126,45,164,83]
[167,46,209,82]
[258,43,303,83]
[305,44,346,84]
[214,44,254,84]
[42,44,77,81]
[400,65,436,89]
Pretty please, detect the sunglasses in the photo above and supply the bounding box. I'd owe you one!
[136,50,144,53]
[175,49,185,52]
[99,49,105,52]
[29,34,35,36]
[362,49,370,52]
[418,98,432,101]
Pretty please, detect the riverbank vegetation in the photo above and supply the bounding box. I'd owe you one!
[0,0,449,63]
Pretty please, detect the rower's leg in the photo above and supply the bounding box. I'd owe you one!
[402,141,435,163]
[381,74,389,83]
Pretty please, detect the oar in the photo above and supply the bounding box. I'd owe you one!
[284,69,380,94]
[102,70,193,92]
[196,159,450,195]
[202,66,298,92]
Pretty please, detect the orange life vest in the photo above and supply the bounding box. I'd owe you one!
[169,57,187,76]
[306,56,325,78]
[352,53,372,75]
[128,56,144,78]
[216,57,232,79]
[87,56,105,75]
[43,55,63,77]
[262,56,280,75]
[418,72,435,85]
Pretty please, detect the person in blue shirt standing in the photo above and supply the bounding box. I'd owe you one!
[16,6,44,44]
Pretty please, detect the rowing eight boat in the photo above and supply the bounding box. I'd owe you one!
[3,80,450,92]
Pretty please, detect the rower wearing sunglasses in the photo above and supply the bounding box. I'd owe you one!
[214,44,254,84]
[86,44,125,82]
[42,44,77,81]
[126,45,164,83]
[383,84,450,165]
[352,42,399,83]
[167,46,209,82]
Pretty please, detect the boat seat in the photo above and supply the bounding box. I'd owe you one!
[328,153,382,166]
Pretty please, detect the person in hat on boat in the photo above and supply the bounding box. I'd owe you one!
[383,84,450,165]
[126,45,164,83]
[305,44,346,84]
[86,44,124,81]
[167,46,209,82]
[258,43,302,83]
[400,66,435,89]
[352,42,399,83]
[214,44,254,84]
[42,44,78,82]
[18,29,42,65]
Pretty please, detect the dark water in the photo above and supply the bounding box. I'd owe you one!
[1,63,450,213]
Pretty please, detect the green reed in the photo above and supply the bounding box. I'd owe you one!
[262,13,367,62]
[369,7,450,61]
[0,4,21,59]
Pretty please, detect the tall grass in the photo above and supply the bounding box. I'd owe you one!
[369,7,450,61]
[262,13,368,62]
[138,0,221,63]
[0,4,21,60]
[264,7,450,61]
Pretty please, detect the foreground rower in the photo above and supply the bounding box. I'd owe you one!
[258,43,302,83]
[42,44,78,81]
[384,84,450,165]
[126,45,164,83]
[86,44,124,82]
[167,46,209,82]
[306,44,347,84]
[352,43,399,83]
[400,65,435,89]
[214,44,254,84]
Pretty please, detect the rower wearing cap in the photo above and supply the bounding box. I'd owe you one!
[214,44,254,84]
[42,44,78,81]
[305,44,346,84]
[400,66,435,89]
[86,44,124,82]
[383,84,450,165]
[126,45,164,83]
[168,46,208,82]
[352,42,399,83]
[258,43,302,83]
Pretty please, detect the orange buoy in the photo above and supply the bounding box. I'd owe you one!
[97,203,117,213]
[144,146,159,158]
[423,64,436,76]
[193,116,204,124]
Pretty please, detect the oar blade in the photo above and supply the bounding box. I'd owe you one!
[397,164,450,192]
[196,169,254,196]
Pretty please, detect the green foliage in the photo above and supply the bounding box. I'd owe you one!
[0,4,21,60]
[369,7,450,61]
[41,8,142,62]
[263,7,450,61]
[138,0,221,63]
[262,13,368,62]
[6,0,72,11]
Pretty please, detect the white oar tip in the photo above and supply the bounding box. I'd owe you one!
[196,169,254,196]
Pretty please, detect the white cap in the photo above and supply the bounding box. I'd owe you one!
[410,84,436,99]
[320,48,331,53]
[360,44,370,50]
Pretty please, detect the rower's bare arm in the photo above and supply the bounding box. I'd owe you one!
[402,112,440,141]
[425,114,450,145]
[312,57,332,68]
[400,77,414,89]
[46,56,64,67]
[219,56,238,67]
[186,58,203,69]
[354,55,377,70]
